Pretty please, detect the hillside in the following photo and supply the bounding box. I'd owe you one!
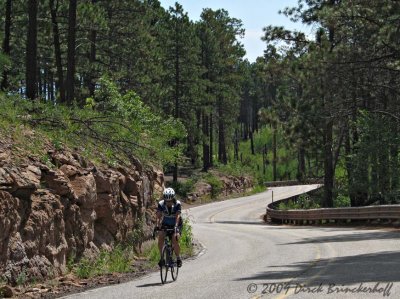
[0,116,165,286]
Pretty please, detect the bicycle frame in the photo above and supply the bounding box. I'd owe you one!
[156,227,179,283]
[161,228,177,266]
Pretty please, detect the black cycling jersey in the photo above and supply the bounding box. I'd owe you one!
[157,199,182,227]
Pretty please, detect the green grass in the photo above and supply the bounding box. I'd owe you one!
[16,268,28,286]
[244,185,267,196]
[144,243,160,267]
[74,245,134,279]
[74,219,195,279]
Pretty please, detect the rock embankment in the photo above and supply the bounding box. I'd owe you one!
[0,144,163,285]
[186,174,253,202]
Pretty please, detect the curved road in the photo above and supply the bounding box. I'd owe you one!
[64,185,400,299]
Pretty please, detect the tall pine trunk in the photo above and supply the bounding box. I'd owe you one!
[66,0,77,104]
[49,70,55,102]
[191,109,202,166]
[323,11,336,208]
[172,33,180,183]
[250,129,255,155]
[323,120,334,207]
[390,128,399,194]
[209,113,213,167]
[234,128,239,161]
[218,117,227,164]
[378,127,390,204]
[272,124,277,181]
[37,67,42,97]
[49,0,65,102]
[344,119,354,203]
[1,0,11,90]
[88,29,96,96]
[202,112,210,171]
[217,98,227,164]
[88,0,97,97]
[26,0,38,100]
[297,144,306,181]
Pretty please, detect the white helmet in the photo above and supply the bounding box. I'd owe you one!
[163,187,175,201]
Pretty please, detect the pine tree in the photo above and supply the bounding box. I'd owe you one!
[161,3,204,180]
[65,0,77,104]
[1,0,11,90]
[26,0,38,100]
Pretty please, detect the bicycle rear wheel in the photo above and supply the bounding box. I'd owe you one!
[160,246,168,284]
[171,251,179,281]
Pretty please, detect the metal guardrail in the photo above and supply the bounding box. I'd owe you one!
[266,188,400,224]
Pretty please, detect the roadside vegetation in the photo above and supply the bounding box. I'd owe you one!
[0,82,185,169]
[277,189,352,211]
[71,219,194,279]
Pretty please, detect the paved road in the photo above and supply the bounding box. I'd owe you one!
[64,185,400,299]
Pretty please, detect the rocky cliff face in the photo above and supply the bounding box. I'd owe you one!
[0,144,163,285]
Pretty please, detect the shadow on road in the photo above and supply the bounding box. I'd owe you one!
[136,282,164,288]
[234,251,400,285]
[214,220,265,225]
[281,230,400,245]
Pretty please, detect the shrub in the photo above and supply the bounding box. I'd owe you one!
[334,194,351,207]
[179,218,193,255]
[204,173,223,198]
[278,194,320,210]
[167,179,196,198]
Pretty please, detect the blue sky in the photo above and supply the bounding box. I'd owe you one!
[159,0,309,62]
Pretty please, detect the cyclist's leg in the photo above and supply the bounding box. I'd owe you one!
[172,226,182,267]
[158,230,166,266]
[172,233,180,255]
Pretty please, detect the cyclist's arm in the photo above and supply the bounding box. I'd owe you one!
[156,201,163,228]
[175,212,181,228]
[175,201,182,228]
[156,210,162,228]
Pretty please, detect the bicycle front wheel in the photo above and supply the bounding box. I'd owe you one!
[160,246,168,284]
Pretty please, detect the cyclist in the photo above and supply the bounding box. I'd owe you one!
[156,187,183,268]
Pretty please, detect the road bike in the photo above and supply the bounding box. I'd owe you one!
[153,227,179,284]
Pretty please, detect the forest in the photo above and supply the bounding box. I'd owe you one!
[1,0,400,208]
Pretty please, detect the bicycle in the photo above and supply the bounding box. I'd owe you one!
[153,227,179,284]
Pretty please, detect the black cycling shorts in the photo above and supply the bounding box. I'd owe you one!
[161,224,182,236]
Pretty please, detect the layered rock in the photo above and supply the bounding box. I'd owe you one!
[0,147,163,285]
